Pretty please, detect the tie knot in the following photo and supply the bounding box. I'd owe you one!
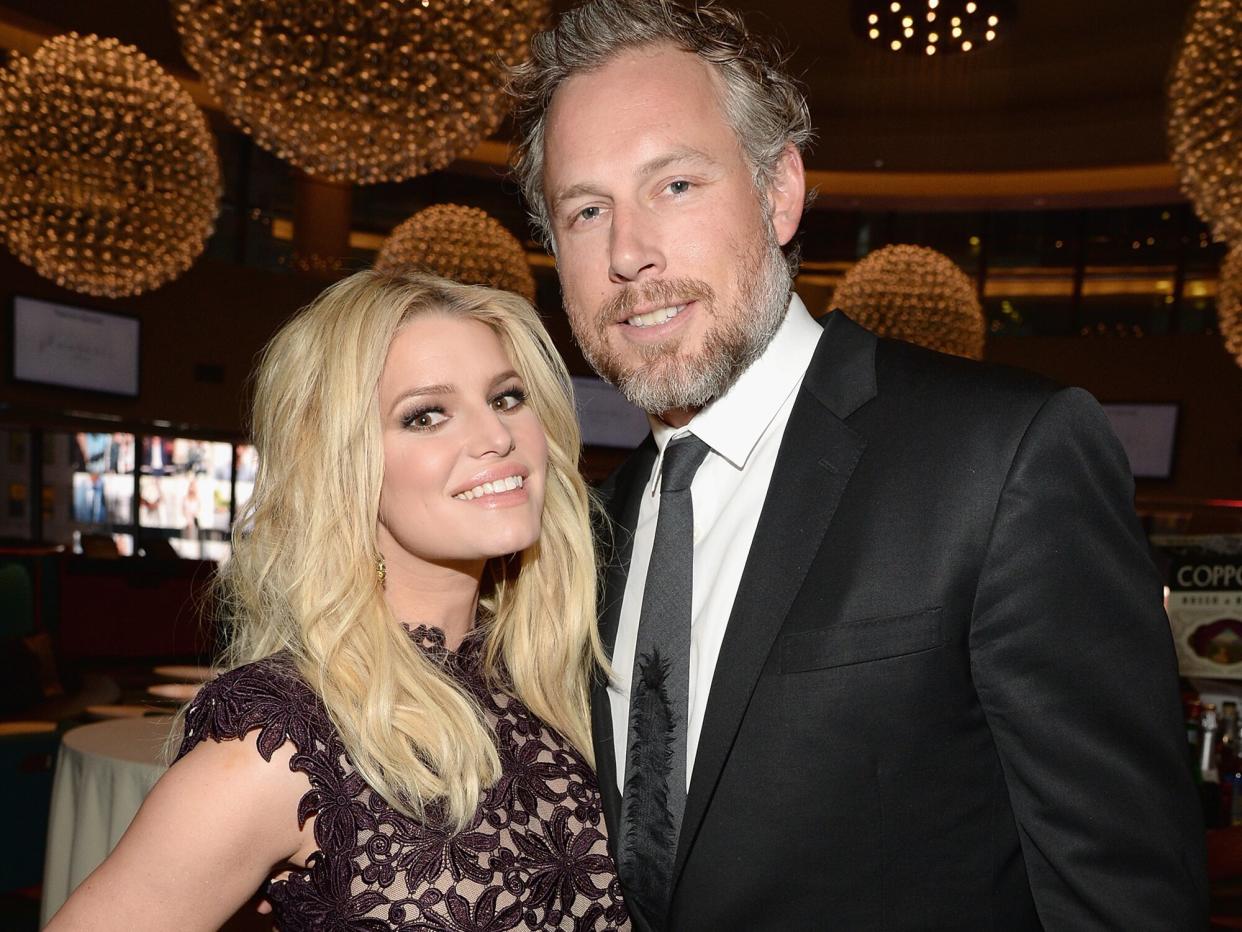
[660,433,710,493]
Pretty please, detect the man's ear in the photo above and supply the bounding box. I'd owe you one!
[766,144,806,247]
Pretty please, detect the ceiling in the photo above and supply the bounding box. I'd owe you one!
[0,0,1193,175]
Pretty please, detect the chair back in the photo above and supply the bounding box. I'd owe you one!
[0,562,34,639]
[0,725,61,892]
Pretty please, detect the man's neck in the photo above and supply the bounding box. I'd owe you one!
[655,406,699,429]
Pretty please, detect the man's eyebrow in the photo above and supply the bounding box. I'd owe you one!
[635,146,718,178]
[550,181,607,211]
[549,147,720,212]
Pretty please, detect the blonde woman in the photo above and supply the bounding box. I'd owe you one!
[48,271,630,931]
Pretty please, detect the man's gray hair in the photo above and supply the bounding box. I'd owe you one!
[508,0,814,256]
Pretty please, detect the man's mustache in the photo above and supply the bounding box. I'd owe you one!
[598,278,716,325]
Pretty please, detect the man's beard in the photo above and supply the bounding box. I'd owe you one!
[567,224,792,416]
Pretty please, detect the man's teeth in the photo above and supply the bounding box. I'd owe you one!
[454,475,524,501]
[626,304,686,328]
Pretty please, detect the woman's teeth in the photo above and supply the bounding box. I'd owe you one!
[454,475,524,501]
[626,304,686,328]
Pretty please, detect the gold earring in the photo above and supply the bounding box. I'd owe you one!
[376,554,386,588]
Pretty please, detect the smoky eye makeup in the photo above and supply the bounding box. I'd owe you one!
[490,384,528,411]
[400,404,447,431]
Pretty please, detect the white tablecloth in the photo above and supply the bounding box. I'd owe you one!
[40,716,174,926]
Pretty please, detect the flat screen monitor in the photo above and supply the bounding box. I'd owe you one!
[1101,402,1179,480]
[572,377,650,449]
[138,436,234,561]
[11,296,140,396]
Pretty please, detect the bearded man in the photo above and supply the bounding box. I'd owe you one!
[509,2,1207,929]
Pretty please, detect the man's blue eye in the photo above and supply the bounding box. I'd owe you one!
[578,206,600,221]
[668,180,691,195]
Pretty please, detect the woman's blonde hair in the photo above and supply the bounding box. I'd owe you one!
[201,269,603,829]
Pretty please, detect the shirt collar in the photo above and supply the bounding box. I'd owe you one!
[650,293,822,470]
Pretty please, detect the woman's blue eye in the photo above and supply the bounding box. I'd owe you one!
[668,180,692,195]
[577,206,600,222]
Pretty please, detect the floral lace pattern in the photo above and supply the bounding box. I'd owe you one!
[176,627,629,931]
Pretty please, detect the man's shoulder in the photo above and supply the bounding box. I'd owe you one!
[871,335,1063,423]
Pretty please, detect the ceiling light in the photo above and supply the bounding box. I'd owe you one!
[173,0,548,185]
[375,204,535,301]
[0,33,220,297]
[856,0,1009,57]
[1219,246,1242,370]
[1168,0,1242,242]
[831,245,986,360]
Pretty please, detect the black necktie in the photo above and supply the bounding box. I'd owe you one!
[618,432,711,921]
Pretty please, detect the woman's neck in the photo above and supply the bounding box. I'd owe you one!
[381,552,485,650]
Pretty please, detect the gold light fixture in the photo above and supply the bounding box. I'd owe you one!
[853,0,1011,56]
[174,0,549,184]
[830,244,986,359]
[1219,245,1242,369]
[375,204,536,301]
[0,33,221,298]
[1168,0,1242,242]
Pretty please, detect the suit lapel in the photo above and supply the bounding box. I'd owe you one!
[670,311,878,893]
[592,436,657,839]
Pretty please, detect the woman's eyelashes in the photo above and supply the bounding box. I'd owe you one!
[491,386,527,412]
[400,386,527,431]
[401,405,447,431]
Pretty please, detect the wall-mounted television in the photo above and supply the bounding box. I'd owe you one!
[1100,402,1179,480]
[10,295,140,397]
[572,376,650,449]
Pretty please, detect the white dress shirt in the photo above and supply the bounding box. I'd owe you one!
[607,294,823,791]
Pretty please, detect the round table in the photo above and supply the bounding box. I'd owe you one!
[40,716,174,926]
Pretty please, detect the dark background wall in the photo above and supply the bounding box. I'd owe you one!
[1,250,324,434]
[5,249,1240,501]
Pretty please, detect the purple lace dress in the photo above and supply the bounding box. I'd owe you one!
[175,627,630,931]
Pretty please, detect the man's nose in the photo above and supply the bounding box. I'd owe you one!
[608,206,665,283]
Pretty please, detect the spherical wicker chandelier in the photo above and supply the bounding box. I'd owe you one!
[1168,0,1242,242]
[0,33,221,298]
[830,244,985,359]
[375,204,535,301]
[174,0,549,184]
[1218,245,1242,369]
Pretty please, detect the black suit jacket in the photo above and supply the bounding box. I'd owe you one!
[593,311,1206,931]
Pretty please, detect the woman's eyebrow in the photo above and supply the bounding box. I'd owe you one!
[389,383,454,414]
